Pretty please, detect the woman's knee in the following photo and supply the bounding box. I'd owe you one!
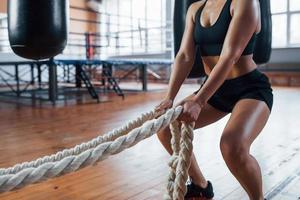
[220,131,250,165]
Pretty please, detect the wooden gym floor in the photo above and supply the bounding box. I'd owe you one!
[0,84,299,200]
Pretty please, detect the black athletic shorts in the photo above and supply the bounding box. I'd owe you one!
[194,69,273,113]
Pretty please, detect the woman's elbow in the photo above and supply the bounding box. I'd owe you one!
[175,52,195,65]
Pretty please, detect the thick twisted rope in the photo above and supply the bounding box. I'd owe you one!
[164,121,195,200]
[0,109,159,177]
[0,106,182,193]
[164,120,181,200]
[173,122,194,200]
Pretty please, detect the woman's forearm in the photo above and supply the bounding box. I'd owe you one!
[166,54,194,100]
[194,57,235,106]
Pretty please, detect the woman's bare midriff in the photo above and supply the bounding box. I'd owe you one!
[202,55,257,79]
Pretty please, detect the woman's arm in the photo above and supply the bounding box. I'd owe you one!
[165,3,199,101]
[193,0,260,107]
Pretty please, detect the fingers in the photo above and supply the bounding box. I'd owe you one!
[178,111,197,122]
[177,101,201,123]
[155,103,167,112]
[155,99,173,113]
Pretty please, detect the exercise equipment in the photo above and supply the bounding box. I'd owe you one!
[173,0,272,78]
[253,0,272,64]
[0,106,194,200]
[173,0,206,78]
[8,0,69,60]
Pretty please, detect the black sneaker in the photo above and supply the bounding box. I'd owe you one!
[184,180,214,199]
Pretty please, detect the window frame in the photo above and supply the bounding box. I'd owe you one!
[101,0,169,56]
[271,0,300,49]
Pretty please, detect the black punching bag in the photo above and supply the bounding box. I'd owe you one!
[173,0,206,78]
[253,0,272,64]
[8,0,69,60]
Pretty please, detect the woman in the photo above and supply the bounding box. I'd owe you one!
[155,0,273,199]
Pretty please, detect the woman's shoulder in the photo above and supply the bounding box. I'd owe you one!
[230,0,259,13]
[188,0,206,12]
[188,1,206,22]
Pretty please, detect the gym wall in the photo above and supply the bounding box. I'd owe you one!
[69,0,98,33]
[269,48,300,64]
[0,0,7,13]
[265,48,300,86]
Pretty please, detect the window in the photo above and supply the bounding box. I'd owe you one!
[101,0,169,56]
[271,0,300,48]
[0,13,9,53]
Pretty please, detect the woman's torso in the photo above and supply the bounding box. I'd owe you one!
[193,0,260,79]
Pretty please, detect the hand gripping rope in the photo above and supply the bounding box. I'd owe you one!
[0,106,194,200]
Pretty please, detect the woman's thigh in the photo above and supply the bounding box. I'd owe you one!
[176,94,228,129]
[221,99,271,146]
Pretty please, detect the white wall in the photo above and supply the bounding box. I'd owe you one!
[262,48,300,71]
[269,48,300,64]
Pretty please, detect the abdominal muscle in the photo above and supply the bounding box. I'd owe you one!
[201,55,258,79]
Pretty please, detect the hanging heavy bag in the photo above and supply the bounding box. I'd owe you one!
[173,0,206,78]
[8,0,69,60]
[253,0,272,64]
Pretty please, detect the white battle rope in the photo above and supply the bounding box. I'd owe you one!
[0,105,194,200]
[164,121,194,200]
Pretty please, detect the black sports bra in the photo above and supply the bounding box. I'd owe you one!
[194,0,256,56]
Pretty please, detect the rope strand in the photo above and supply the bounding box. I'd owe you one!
[0,106,183,193]
[0,106,194,200]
